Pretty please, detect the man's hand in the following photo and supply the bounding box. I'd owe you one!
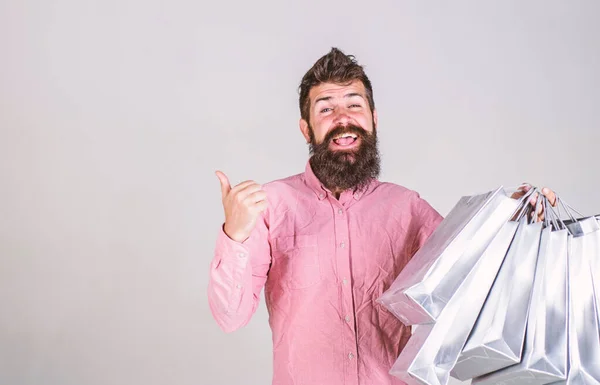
[511,184,557,222]
[216,171,268,243]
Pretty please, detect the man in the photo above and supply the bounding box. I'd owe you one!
[208,48,555,385]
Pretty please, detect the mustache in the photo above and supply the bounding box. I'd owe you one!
[323,124,369,143]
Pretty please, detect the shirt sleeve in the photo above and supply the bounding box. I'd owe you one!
[207,211,272,333]
[412,193,444,254]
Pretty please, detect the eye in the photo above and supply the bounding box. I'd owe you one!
[349,104,362,108]
[320,107,332,113]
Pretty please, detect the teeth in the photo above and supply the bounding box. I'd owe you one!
[333,133,358,140]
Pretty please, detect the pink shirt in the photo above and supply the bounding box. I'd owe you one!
[208,162,443,385]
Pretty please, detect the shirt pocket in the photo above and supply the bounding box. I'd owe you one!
[272,234,321,290]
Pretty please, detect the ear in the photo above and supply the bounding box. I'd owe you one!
[299,118,311,143]
[373,109,378,129]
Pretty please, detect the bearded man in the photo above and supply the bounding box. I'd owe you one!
[207,47,555,385]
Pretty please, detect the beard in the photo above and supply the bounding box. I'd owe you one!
[308,122,380,193]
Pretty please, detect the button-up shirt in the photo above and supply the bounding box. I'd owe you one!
[208,161,443,385]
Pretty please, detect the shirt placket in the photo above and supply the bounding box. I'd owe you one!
[331,196,359,385]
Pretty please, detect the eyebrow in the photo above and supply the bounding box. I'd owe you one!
[314,93,365,106]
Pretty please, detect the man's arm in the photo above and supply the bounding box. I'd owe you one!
[208,214,271,333]
[208,171,270,333]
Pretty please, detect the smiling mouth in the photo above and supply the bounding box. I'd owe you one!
[332,133,359,147]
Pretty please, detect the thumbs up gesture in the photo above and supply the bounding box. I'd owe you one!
[215,171,268,243]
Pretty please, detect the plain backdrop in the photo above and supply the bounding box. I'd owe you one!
[1,1,599,384]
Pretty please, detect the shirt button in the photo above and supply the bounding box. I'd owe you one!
[344,315,351,322]
[354,194,359,199]
[236,284,242,289]
[338,208,343,215]
[340,241,345,248]
[348,353,355,360]
[342,278,348,286]
[237,252,246,258]
[319,193,325,199]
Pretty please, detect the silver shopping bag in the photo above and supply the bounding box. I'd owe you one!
[560,225,600,384]
[378,187,521,326]
[471,225,569,385]
[389,220,520,385]
[451,217,544,380]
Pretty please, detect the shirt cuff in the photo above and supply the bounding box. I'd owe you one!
[216,224,251,264]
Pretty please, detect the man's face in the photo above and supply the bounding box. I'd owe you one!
[299,81,380,192]
[300,80,377,147]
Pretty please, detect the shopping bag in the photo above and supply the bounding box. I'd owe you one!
[471,224,569,385]
[560,221,600,384]
[451,216,543,380]
[378,187,521,326]
[389,219,520,385]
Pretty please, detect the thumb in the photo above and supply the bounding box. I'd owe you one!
[215,170,231,198]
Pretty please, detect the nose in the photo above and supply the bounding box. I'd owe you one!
[333,110,351,126]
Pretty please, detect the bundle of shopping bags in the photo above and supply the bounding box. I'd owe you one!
[377,186,600,385]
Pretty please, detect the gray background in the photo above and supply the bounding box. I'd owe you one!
[1,1,599,384]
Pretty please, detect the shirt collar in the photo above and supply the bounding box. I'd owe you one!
[304,160,378,201]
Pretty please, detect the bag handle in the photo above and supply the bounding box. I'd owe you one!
[511,187,538,222]
[556,196,585,222]
[543,195,565,230]
[531,189,544,224]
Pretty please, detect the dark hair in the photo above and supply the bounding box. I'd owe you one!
[299,47,375,124]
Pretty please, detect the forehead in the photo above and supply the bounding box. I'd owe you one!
[309,81,367,105]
